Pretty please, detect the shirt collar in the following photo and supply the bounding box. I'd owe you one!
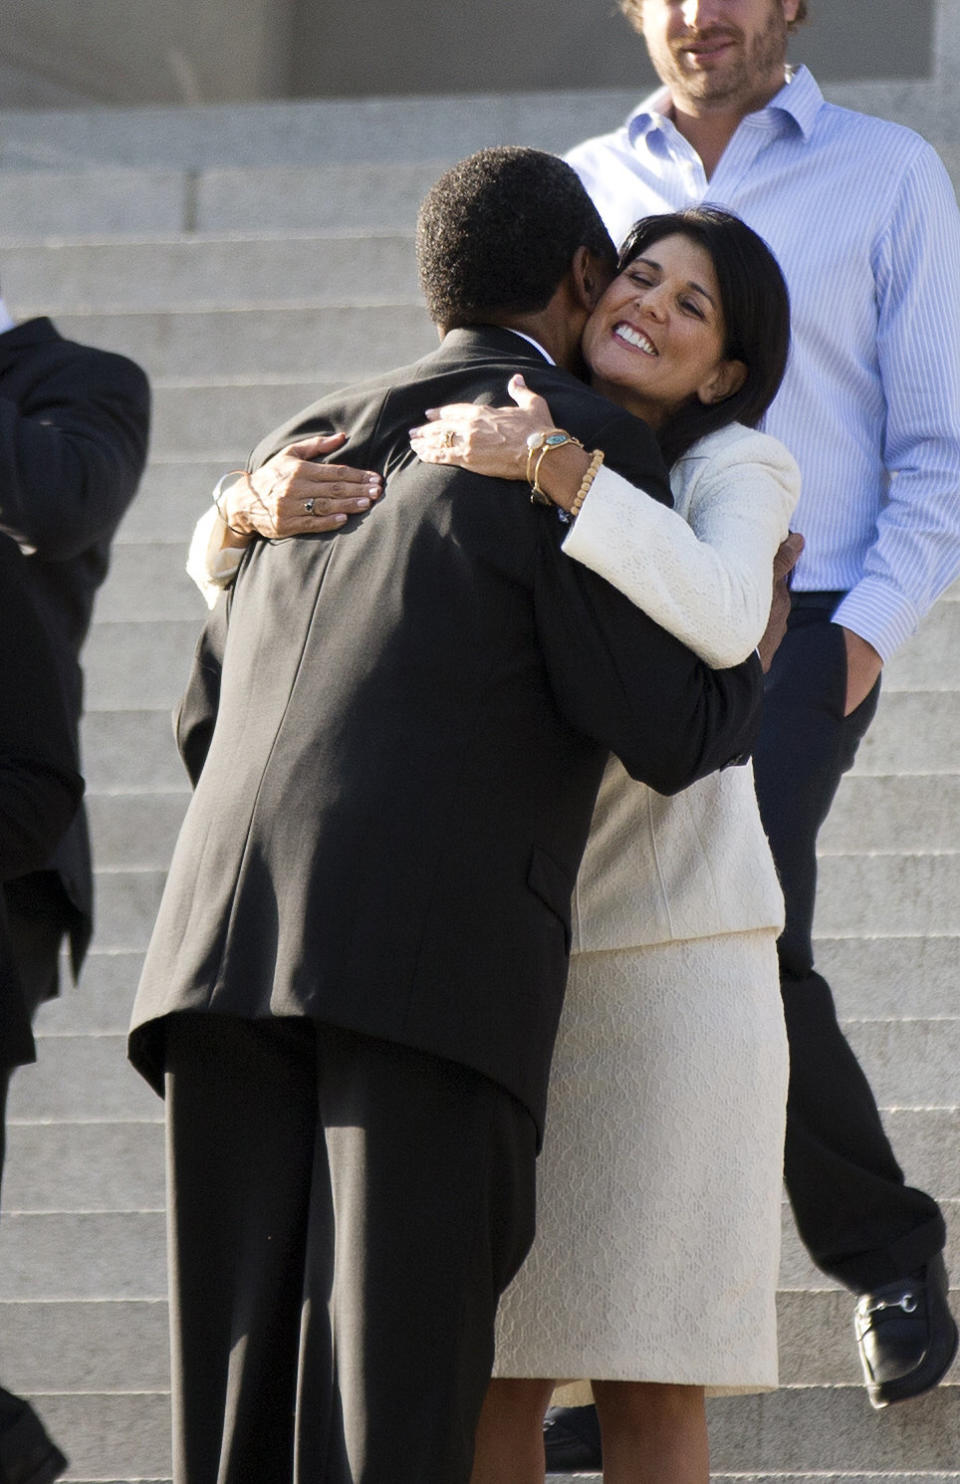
[504,328,556,365]
[626,63,822,151]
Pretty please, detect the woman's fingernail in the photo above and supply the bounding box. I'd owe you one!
[355,498,371,510]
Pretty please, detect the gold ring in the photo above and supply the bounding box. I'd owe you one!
[442,429,456,448]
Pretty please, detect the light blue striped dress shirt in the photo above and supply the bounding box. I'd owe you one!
[567,65,960,660]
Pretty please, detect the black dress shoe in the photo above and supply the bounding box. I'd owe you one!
[543,1404,602,1473]
[0,1387,68,1484]
[855,1252,959,1409]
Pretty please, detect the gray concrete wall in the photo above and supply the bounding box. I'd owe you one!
[0,0,938,109]
[2,0,297,107]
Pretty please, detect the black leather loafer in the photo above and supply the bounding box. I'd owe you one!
[855,1253,959,1409]
[0,1387,68,1484]
[543,1403,603,1473]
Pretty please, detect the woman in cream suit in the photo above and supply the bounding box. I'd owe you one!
[410,208,799,1484]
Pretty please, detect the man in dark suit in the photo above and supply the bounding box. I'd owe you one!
[129,147,764,1484]
[0,531,84,1484]
[0,311,149,1006]
[0,304,150,1482]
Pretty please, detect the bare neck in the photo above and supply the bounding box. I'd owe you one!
[666,72,788,181]
[669,105,742,180]
[490,305,585,376]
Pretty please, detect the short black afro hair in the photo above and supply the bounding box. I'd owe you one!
[416,147,616,330]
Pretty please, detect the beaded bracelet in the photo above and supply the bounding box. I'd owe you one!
[569,449,605,520]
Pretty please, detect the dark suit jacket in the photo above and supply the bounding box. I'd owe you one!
[0,534,84,1068]
[0,318,150,978]
[130,327,762,1135]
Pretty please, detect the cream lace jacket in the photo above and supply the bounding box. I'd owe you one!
[562,421,800,954]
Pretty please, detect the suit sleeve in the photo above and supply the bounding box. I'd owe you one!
[0,537,83,878]
[175,595,230,786]
[533,513,763,795]
[0,350,150,560]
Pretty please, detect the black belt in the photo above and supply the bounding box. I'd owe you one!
[790,589,845,610]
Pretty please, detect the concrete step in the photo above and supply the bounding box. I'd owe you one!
[0,92,637,173]
[853,691,960,774]
[815,852,960,938]
[113,461,225,541]
[0,1211,166,1300]
[52,304,435,379]
[0,1391,171,1483]
[87,793,188,870]
[819,776,960,851]
[0,168,188,236]
[32,952,145,1034]
[95,545,207,624]
[0,1301,168,1391]
[83,621,199,710]
[818,936,960,1019]
[81,712,185,792]
[705,1386,960,1474]
[6,1037,158,1123]
[88,870,167,951]
[3,1123,163,1212]
[147,379,335,460]
[1,232,420,312]
[883,600,960,690]
[194,164,448,233]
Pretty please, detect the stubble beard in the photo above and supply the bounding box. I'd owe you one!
[649,4,789,113]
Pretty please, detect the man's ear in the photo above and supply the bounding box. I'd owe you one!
[571,246,615,312]
[698,358,747,406]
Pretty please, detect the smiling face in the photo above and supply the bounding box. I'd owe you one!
[641,0,798,117]
[581,232,746,429]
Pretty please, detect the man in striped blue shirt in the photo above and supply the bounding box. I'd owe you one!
[546,0,960,1458]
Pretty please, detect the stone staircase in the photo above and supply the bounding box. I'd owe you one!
[0,94,956,1483]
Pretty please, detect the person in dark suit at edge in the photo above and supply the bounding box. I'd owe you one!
[128,147,766,1484]
[0,290,150,1482]
[0,532,84,1484]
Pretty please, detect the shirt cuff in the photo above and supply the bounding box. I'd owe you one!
[829,578,921,663]
[186,502,245,610]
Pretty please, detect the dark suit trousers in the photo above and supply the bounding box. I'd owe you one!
[0,906,63,1205]
[163,1014,537,1484]
[753,596,946,1291]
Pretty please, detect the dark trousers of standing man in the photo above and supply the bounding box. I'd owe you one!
[752,594,946,1292]
[0,883,70,1481]
[163,1013,537,1484]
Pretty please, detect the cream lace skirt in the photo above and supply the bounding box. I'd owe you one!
[494,930,787,1394]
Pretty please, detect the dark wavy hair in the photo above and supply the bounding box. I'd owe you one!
[416,147,617,329]
[619,0,808,32]
[614,208,791,464]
